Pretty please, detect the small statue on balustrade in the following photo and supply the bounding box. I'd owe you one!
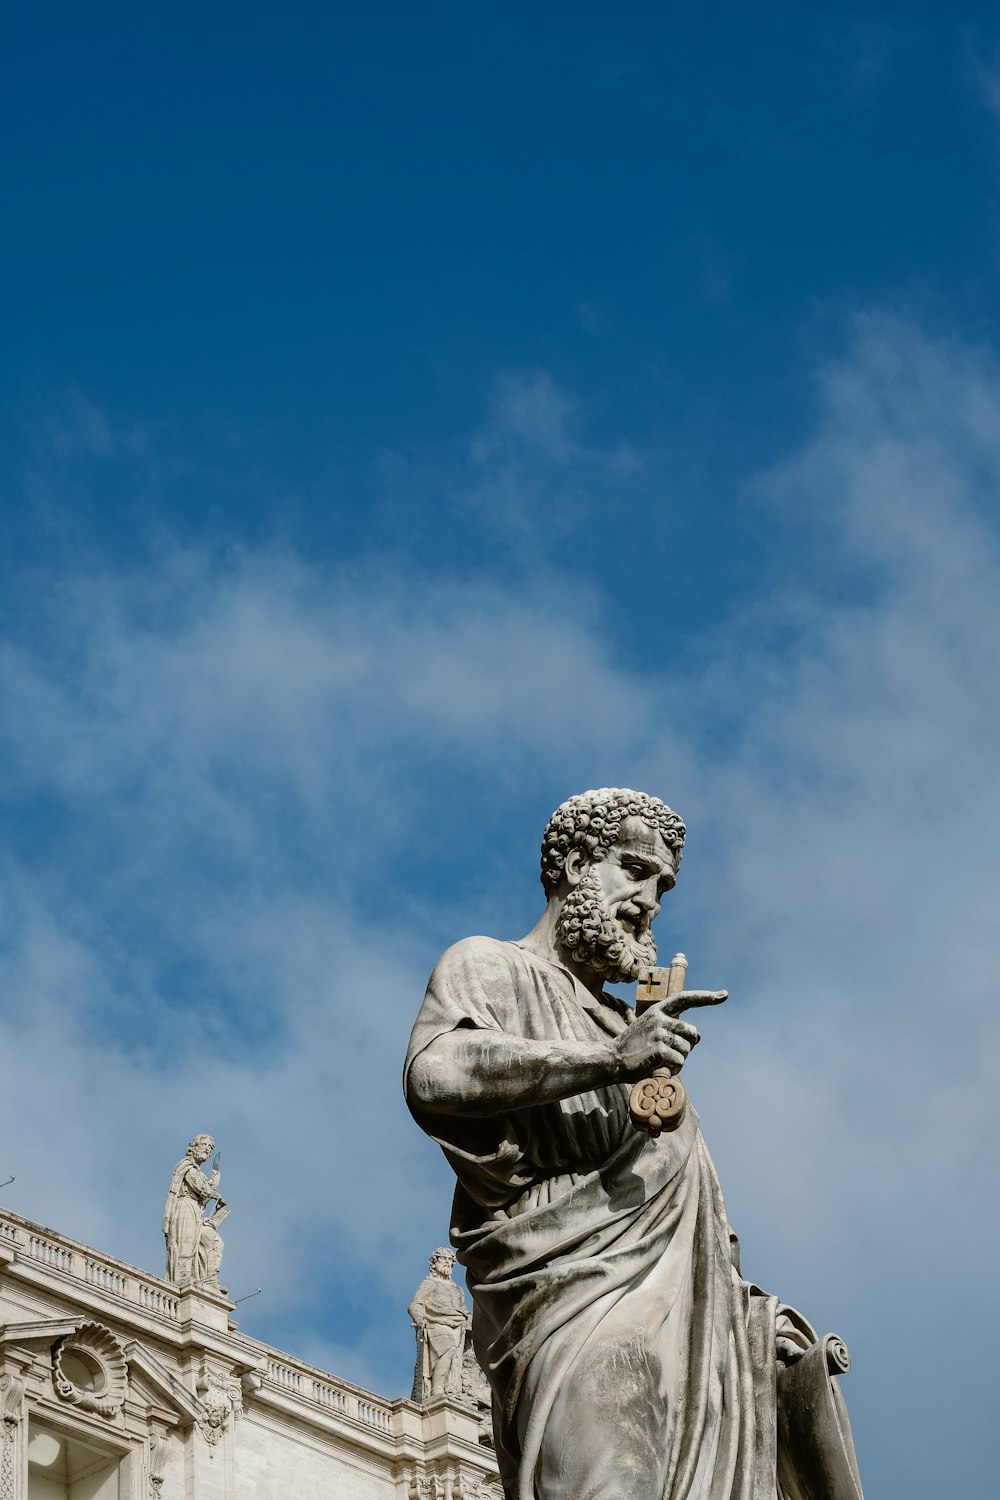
[163,1134,229,1292]
[408,1247,471,1401]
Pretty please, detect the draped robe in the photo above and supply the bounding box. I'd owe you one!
[163,1156,219,1283]
[404,937,815,1500]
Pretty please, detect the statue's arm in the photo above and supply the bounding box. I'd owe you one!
[183,1166,218,1202]
[408,1012,698,1117]
[408,1280,434,1325]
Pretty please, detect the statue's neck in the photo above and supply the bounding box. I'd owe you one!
[518,900,604,997]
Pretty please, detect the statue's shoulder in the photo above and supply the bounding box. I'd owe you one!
[433,934,521,977]
[427,936,527,1011]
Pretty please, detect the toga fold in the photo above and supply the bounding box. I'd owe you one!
[404,936,826,1500]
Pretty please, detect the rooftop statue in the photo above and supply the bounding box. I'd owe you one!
[408,1246,472,1401]
[405,788,863,1500]
[163,1134,229,1292]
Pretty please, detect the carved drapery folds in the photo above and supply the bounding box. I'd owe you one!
[409,1249,470,1402]
[163,1135,229,1292]
[52,1321,129,1419]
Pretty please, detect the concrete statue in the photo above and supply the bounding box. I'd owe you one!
[163,1134,229,1291]
[409,1246,472,1400]
[405,788,863,1500]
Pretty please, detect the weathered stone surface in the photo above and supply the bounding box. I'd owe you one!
[408,1248,469,1401]
[0,1201,501,1500]
[405,787,864,1500]
[163,1134,229,1291]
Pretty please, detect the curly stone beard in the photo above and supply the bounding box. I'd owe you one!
[555,866,658,983]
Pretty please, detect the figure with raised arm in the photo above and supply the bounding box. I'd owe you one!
[163,1133,229,1291]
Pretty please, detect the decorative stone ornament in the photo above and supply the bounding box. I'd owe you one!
[52,1321,128,1419]
[1,1374,26,1500]
[148,1432,171,1497]
[195,1365,242,1447]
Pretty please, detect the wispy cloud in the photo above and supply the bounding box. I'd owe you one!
[464,370,641,539]
[0,318,997,1493]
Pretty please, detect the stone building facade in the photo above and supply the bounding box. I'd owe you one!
[0,1207,500,1500]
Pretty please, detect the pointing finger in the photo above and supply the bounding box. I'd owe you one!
[661,989,728,1018]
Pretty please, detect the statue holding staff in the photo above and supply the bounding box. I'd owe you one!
[404,788,862,1500]
[408,1246,472,1400]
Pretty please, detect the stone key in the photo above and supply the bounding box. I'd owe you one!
[628,953,691,1137]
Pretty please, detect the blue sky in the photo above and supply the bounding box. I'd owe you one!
[2,5,999,1496]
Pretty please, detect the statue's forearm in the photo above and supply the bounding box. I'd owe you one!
[408,1030,620,1117]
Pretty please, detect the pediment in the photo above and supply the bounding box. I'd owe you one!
[121,1339,203,1426]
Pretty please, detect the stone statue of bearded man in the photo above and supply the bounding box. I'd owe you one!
[404,788,863,1500]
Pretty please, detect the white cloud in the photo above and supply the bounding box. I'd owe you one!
[649,316,1000,1486]
[1,319,998,1491]
[0,539,674,1387]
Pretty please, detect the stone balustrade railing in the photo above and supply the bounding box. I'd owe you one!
[0,1211,179,1320]
[253,1347,392,1431]
[3,1208,406,1442]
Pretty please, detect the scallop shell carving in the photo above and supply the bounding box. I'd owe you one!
[53,1321,128,1418]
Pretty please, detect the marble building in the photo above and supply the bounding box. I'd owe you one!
[0,1202,499,1500]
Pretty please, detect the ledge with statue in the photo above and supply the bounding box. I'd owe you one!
[0,1138,502,1500]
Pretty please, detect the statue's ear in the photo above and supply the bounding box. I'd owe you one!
[563,845,587,888]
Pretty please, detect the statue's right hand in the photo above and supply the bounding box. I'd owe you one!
[611,994,724,1081]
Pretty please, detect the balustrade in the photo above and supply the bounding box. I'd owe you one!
[28,1234,74,1273]
[3,1213,181,1323]
[357,1399,391,1431]
[312,1381,349,1413]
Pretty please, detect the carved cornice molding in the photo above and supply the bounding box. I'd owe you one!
[404,1460,503,1500]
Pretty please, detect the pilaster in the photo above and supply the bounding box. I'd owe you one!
[0,1374,26,1500]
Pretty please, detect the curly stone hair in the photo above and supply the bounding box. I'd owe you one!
[540,788,686,894]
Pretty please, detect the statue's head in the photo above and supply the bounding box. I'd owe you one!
[540,789,686,984]
[429,1246,457,1278]
[187,1134,215,1164]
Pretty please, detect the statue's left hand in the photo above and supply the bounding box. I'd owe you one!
[774,1311,811,1365]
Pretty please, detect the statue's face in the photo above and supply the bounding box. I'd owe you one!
[430,1250,455,1278]
[556,818,676,983]
[192,1137,214,1164]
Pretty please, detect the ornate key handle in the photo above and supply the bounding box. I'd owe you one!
[628,955,727,1138]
